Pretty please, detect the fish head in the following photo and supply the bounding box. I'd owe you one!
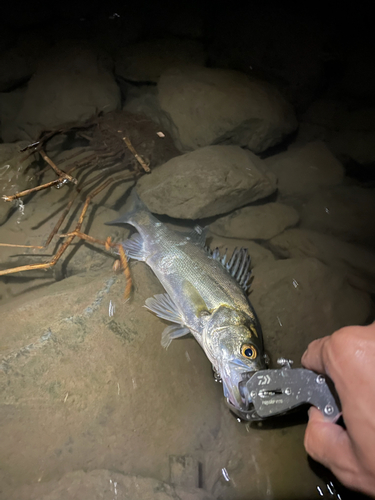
[205,307,266,410]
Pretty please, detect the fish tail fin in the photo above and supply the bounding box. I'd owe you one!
[105,189,150,226]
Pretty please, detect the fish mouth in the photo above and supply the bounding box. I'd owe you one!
[219,357,264,410]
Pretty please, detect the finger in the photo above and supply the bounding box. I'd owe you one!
[304,407,359,486]
[301,337,329,373]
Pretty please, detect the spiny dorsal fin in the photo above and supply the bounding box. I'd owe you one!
[208,247,253,292]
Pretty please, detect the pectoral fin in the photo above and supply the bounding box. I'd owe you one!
[144,293,183,324]
[122,234,146,261]
[161,324,190,349]
[182,280,210,318]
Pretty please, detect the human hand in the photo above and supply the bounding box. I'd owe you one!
[301,323,375,497]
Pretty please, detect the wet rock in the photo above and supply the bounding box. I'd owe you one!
[300,186,375,248]
[136,146,277,219]
[123,90,177,140]
[1,42,120,142]
[6,469,215,500]
[207,234,275,269]
[115,38,206,82]
[0,264,222,488]
[251,258,372,364]
[0,88,27,142]
[269,228,375,294]
[264,141,344,198]
[157,66,297,152]
[0,142,39,225]
[209,202,299,241]
[298,100,375,165]
[0,35,47,92]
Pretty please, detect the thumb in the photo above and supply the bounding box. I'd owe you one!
[304,407,359,486]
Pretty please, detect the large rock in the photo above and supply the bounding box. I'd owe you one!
[157,66,297,152]
[0,265,222,490]
[0,142,39,225]
[0,42,120,142]
[300,186,375,248]
[264,141,344,198]
[115,38,206,82]
[0,35,47,92]
[298,100,375,165]
[209,202,299,240]
[136,146,277,218]
[269,228,375,293]
[251,258,371,364]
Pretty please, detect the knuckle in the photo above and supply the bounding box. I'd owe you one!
[324,326,358,367]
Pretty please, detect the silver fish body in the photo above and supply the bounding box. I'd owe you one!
[107,192,266,410]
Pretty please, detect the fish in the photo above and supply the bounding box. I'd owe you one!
[107,191,266,411]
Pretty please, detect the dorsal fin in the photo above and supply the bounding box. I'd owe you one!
[208,247,253,292]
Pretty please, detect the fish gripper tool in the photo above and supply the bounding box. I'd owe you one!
[227,361,341,422]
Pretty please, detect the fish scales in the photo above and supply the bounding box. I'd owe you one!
[107,192,266,410]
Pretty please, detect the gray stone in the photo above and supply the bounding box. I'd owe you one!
[269,228,375,294]
[116,38,206,82]
[0,142,39,225]
[300,186,375,248]
[298,100,375,164]
[264,141,344,198]
[0,88,28,142]
[0,35,47,92]
[1,42,121,142]
[136,145,277,219]
[251,258,371,364]
[209,202,299,240]
[157,66,297,153]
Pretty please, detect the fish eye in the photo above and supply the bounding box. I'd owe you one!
[241,344,257,359]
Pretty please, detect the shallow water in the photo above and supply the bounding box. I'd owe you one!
[0,174,372,500]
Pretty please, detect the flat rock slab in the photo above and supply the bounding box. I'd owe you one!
[269,228,375,294]
[6,469,214,500]
[264,141,344,198]
[209,202,299,240]
[136,145,277,219]
[158,66,297,152]
[300,185,375,248]
[115,38,206,82]
[251,258,371,364]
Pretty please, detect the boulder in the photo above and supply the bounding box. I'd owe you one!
[0,88,28,142]
[264,141,344,198]
[209,202,299,240]
[300,186,375,248]
[136,146,277,219]
[0,35,47,92]
[1,42,120,142]
[269,228,375,293]
[251,258,371,364]
[157,66,297,152]
[0,142,39,225]
[298,100,375,165]
[115,38,206,82]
